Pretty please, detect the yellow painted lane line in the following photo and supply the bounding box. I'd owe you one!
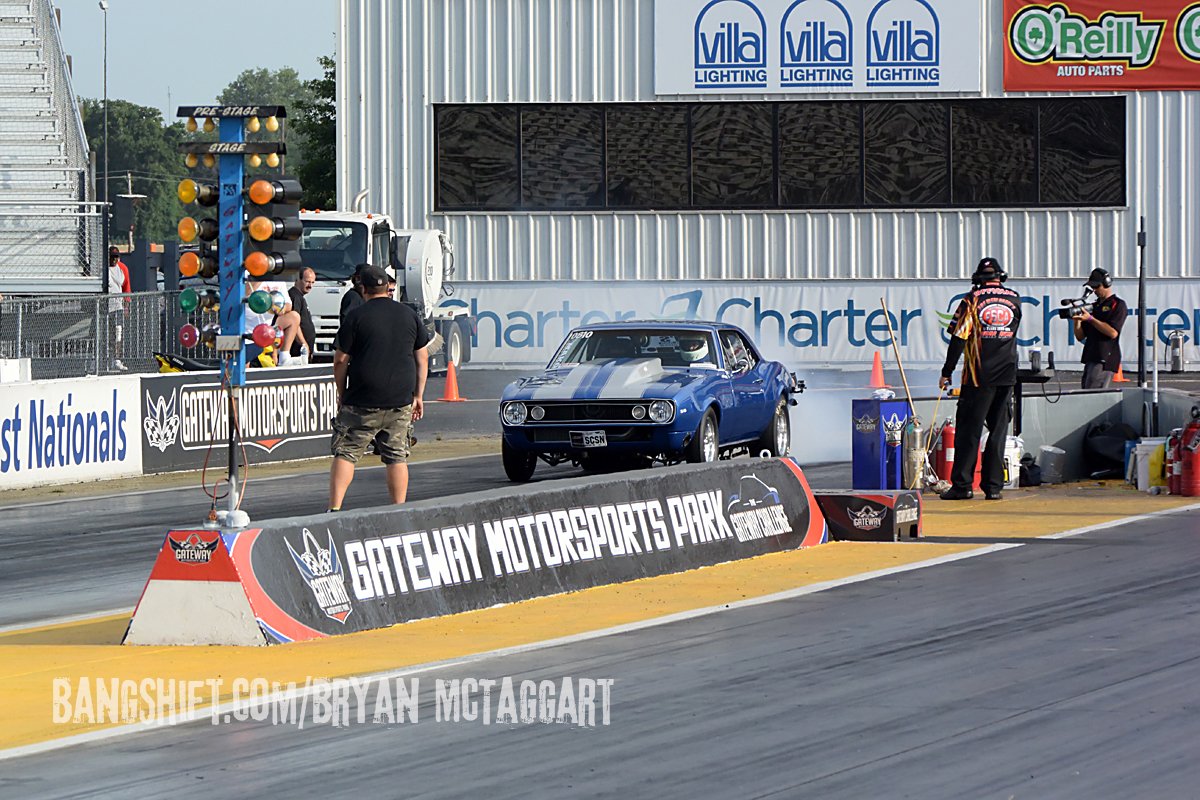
[922,483,1198,538]
[0,541,977,753]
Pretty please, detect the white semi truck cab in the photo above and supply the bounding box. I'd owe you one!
[299,210,473,371]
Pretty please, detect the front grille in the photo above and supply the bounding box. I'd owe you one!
[526,401,664,423]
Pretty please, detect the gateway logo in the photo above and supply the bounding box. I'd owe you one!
[143,391,179,453]
[780,0,853,87]
[849,504,887,530]
[867,0,940,87]
[694,0,768,88]
[286,528,353,623]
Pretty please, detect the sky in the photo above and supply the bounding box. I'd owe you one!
[56,0,338,120]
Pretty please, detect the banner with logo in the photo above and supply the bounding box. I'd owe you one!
[123,458,826,644]
[139,366,338,474]
[654,0,982,94]
[441,279,1200,368]
[0,375,142,490]
[1005,1,1200,91]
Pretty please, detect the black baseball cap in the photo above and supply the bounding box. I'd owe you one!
[360,265,389,289]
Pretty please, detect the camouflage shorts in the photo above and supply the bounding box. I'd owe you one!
[331,404,414,465]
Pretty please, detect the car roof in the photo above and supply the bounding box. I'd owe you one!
[577,320,728,333]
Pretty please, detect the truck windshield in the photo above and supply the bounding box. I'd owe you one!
[300,221,368,281]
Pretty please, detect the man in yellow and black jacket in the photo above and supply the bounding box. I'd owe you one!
[939,257,1022,501]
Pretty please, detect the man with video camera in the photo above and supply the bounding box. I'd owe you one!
[1072,267,1127,389]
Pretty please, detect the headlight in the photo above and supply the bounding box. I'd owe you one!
[648,400,674,423]
[631,405,647,420]
[530,405,545,421]
[502,402,528,425]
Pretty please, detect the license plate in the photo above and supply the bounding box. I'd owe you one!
[571,430,607,448]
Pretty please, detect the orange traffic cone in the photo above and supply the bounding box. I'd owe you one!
[439,360,467,402]
[1113,365,1129,383]
[869,351,890,388]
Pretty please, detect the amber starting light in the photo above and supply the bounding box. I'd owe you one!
[245,251,271,277]
[177,217,199,243]
[177,179,199,205]
[248,215,275,242]
[247,179,277,206]
[178,251,200,278]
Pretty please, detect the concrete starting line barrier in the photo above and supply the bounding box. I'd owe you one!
[124,459,918,646]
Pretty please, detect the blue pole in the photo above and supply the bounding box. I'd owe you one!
[217,118,246,386]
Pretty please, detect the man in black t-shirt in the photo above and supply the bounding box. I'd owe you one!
[1073,267,1128,389]
[939,257,1022,501]
[339,263,367,328]
[288,267,317,360]
[328,265,430,511]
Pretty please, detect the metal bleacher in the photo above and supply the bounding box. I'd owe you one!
[0,0,103,294]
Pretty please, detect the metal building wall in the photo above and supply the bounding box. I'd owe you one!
[337,0,1198,283]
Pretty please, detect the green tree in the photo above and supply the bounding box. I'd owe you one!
[80,98,188,243]
[218,67,314,173]
[292,55,337,210]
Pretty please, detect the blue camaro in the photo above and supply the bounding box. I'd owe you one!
[499,321,804,482]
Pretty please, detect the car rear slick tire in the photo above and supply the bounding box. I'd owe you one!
[685,409,719,463]
[755,397,791,457]
[502,440,537,482]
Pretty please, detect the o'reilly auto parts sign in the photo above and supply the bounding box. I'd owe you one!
[654,0,982,94]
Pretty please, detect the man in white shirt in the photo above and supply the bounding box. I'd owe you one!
[246,280,303,365]
[107,253,128,371]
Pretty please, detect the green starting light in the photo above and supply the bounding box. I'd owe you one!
[179,287,200,313]
[247,290,273,314]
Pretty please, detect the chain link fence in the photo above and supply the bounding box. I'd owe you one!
[0,291,218,380]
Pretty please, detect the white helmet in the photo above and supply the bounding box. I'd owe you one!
[679,335,709,363]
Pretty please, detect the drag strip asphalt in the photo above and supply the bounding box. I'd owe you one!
[4,507,1199,798]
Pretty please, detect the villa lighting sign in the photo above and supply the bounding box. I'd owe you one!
[653,0,982,95]
[1005,0,1200,91]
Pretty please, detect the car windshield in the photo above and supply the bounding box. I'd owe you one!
[550,329,718,368]
[300,221,369,281]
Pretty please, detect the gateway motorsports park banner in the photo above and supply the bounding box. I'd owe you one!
[654,0,981,94]
[125,459,828,644]
[1005,1,1200,91]
[439,279,1200,369]
[139,365,337,474]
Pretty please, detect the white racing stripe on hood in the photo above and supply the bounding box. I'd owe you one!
[595,359,669,399]
[528,363,601,400]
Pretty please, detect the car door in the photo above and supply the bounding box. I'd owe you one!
[721,330,768,441]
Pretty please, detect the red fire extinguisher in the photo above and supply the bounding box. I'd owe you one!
[934,420,954,482]
[1167,428,1183,495]
[1180,408,1200,498]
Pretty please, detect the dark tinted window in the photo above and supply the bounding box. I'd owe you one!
[779,102,861,207]
[864,102,949,206]
[606,106,690,208]
[691,103,775,207]
[432,99,1125,211]
[435,106,518,210]
[1040,97,1125,206]
[521,106,604,208]
[952,101,1038,206]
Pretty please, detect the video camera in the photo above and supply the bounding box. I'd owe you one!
[1057,286,1096,320]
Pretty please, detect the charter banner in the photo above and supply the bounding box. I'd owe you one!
[654,0,982,94]
[1004,1,1200,91]
[0,375,142,490]
[441,279,1200,368]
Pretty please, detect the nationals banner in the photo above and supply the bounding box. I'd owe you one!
[1004,1,1200,91]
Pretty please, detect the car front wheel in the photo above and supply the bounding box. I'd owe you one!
[502,440,537,482]
[685,409,719,463]
[755,397,791,457]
